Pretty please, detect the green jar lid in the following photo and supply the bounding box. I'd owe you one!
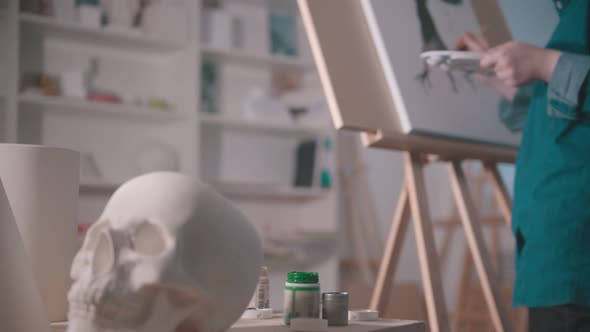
[287,271,319,284]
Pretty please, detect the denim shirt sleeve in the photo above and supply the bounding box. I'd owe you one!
[498,84,533,133]
[547,53,590,120]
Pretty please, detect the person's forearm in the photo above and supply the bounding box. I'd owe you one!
[535,49,563,82]
[484,48,562,101]
[481,42,563,88]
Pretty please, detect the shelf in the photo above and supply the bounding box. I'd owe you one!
[263,229,339,264]
[265,230,339,246]
[80,178,329,199]
[201,44,314,71]
[19,93,182,121]
[79,180,121,192]
[19,13,182,53]
[212,181,329,200]
[199,112,331,137]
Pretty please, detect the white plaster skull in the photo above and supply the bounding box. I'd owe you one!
[67,172,263,332]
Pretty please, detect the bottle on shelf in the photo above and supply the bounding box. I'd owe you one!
[248,266,270,310]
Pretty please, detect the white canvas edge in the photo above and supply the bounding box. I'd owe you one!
[360,0,412,134]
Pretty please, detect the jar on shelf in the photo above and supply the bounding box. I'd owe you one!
[283,271,320,326]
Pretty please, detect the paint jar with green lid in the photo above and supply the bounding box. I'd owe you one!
[283,271,320,325]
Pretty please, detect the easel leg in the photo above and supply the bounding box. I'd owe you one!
[454,245,474,331]
[449,161,512,332]
[484,162,512,227]
[491,218,501,272]
[369,184,410,312]
[405,152,450,332]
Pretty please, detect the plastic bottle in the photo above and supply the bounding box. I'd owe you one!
[283,271,320,326]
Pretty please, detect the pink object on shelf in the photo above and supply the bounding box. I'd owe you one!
[87,94,122,103]
[77,223,92,237]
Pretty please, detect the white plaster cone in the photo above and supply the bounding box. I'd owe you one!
[0,144,80,322]
[0,179,52,332]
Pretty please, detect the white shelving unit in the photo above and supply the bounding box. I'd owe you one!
[19,13,181,53]
[201,43,314,71]
[0,0,18,143]
[19,92,183,121]
[200,112,330,137]
[212,181,329,200]
[198,1,340,309]
[7,3,201,225]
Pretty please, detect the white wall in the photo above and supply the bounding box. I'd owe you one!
[498,0,558,47]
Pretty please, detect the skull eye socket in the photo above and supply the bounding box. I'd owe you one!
[84,220,109,251]
[130,221,166,256]
[92,231,114,275]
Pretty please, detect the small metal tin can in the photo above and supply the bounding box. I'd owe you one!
[321,292,349,326]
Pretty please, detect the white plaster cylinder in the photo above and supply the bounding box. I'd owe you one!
[0,144,79,322]
[201,8,234,49]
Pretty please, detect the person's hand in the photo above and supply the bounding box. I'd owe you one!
[455,32,490,52]
[454,33,517,100]
[481,41,562,86]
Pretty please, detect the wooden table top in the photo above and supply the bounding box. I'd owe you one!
[51,316,425,332]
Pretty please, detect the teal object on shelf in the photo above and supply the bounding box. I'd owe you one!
[321,137,333,188]
[269,14,298,57]
[200,61,218,113]
[322,137,333,151]
[320,169,331,189]
[77,0,100,6]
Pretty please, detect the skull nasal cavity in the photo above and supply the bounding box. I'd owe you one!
[92,232,114,275]
[132,221,166,256]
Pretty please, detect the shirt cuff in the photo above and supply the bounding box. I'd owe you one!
[547,52,590,120]
[498,85,533,133]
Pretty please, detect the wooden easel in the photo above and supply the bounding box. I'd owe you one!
[297,1,517,331]
[368,152,513,332]
[435,163,526,332]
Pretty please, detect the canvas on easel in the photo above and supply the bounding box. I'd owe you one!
[0,179,52,332]
[361,0,518,146]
